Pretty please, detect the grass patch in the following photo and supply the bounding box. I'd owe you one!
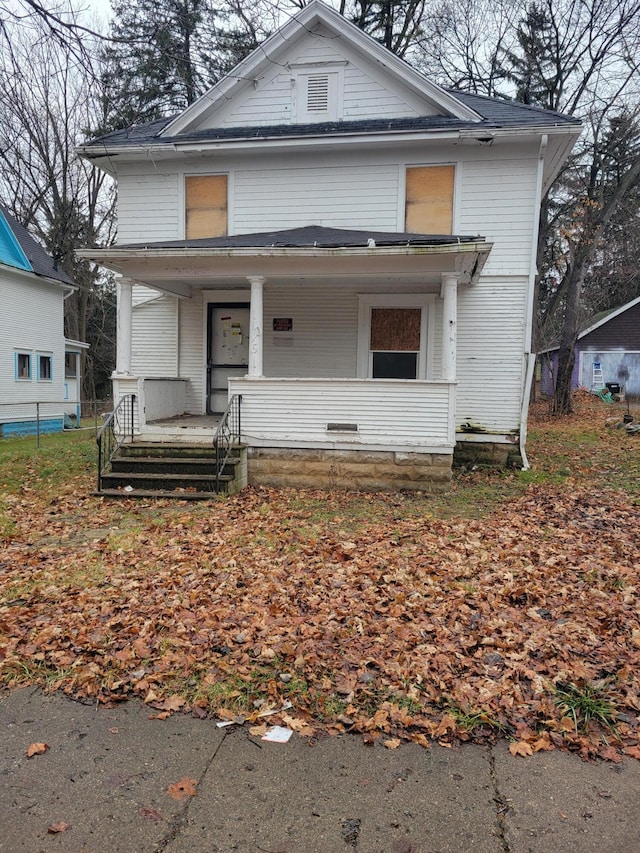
[447,704,506,735]
[0,430,96,497]
[554,681,618,733]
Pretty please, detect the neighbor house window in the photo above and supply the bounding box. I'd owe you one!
[65,352,78,378]
[405,165,455,234]
[15,351,31,380]
[185,174,228,239]
[37,354,52,381]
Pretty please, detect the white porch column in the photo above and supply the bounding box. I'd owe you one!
[247,275,265,377]
[441,273,458,382]
[115,277,133,375]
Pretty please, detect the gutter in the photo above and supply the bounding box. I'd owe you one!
[77,240,493,263]
[76,123,581,161]
[519,133,548,470]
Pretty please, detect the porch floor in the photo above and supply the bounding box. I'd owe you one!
[141,414,221,443]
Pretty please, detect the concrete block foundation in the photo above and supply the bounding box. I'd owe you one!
[247,447,453,492]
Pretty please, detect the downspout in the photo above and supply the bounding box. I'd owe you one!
[520,133,548,470]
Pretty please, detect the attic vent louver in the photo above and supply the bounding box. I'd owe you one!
[306,74,330,112]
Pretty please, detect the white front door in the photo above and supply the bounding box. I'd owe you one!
[207,304,250,414]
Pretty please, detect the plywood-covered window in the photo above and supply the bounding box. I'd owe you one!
[370,308,422,379]
[405,165,454,234]
[185,174,228,239]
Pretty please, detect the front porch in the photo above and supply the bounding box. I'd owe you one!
[84,225,492,492]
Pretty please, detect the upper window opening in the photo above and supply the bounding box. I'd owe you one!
[185,174,228,240]
[405,165,455,234]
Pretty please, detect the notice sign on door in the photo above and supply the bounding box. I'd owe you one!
[273,318,293,332]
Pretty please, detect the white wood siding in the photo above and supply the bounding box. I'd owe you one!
[263,286,358,377]
[131,293,179,377]
[458,154,538,276]
[218,61,419,128]
[178,291,205,413]
[220,71,294,127]
[0,269,66,420]
[234,164,400,232]
[117,168,180,244]
[456,276,528,433]
[229,377,455,449]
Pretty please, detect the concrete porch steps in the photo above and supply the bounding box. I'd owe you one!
[97,441,245,498]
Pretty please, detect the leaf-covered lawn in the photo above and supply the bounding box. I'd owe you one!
[1,392,639,761]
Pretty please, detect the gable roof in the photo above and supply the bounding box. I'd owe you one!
[0,208,32,272]
[85,100,579,152]
[0,205,74,286]
[165,1,482,136]
[577,294,640,340]
[539,294,640,354]
[79,0,580,158]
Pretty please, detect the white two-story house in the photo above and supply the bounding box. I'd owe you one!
[79,0,580,492]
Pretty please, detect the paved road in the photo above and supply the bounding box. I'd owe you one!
[1,687,639,852]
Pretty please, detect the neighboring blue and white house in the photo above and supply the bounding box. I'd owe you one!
[77,0,581,490]
[0,205,87,437]
[540,295,640,400]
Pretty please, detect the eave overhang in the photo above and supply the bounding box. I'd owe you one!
[77,239,493,299]
[77,123,581,174]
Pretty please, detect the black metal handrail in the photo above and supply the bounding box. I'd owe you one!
[96,394,136,491]
[213,394,241,491]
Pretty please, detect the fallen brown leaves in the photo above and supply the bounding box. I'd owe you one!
[1,393,639,761]
[166,777,197,800]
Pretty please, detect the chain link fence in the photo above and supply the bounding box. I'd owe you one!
[0,400,113,447]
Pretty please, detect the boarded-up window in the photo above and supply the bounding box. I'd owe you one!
[370,308,421,350]
[405,165,454,234]
[185,175,227,239]
[370,308,421,379]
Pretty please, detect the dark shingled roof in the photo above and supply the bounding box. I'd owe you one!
[0,205,74,286]
[116,224,485,251]
[83,93,580,151]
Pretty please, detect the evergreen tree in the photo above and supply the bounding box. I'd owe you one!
[499,3,559,107]
[98,0,260,134]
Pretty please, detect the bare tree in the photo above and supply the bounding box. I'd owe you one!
[416,0,640,413]
[0,16,116,398]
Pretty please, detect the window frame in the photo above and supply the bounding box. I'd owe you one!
[357,294,435,380]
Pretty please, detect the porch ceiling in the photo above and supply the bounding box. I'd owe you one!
[78,226,492,298]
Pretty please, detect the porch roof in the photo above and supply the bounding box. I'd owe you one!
[115,225,484,251]
[78,225,492,297]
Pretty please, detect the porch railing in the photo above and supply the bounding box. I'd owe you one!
[96,394,136,492]
[213,394,241,491]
